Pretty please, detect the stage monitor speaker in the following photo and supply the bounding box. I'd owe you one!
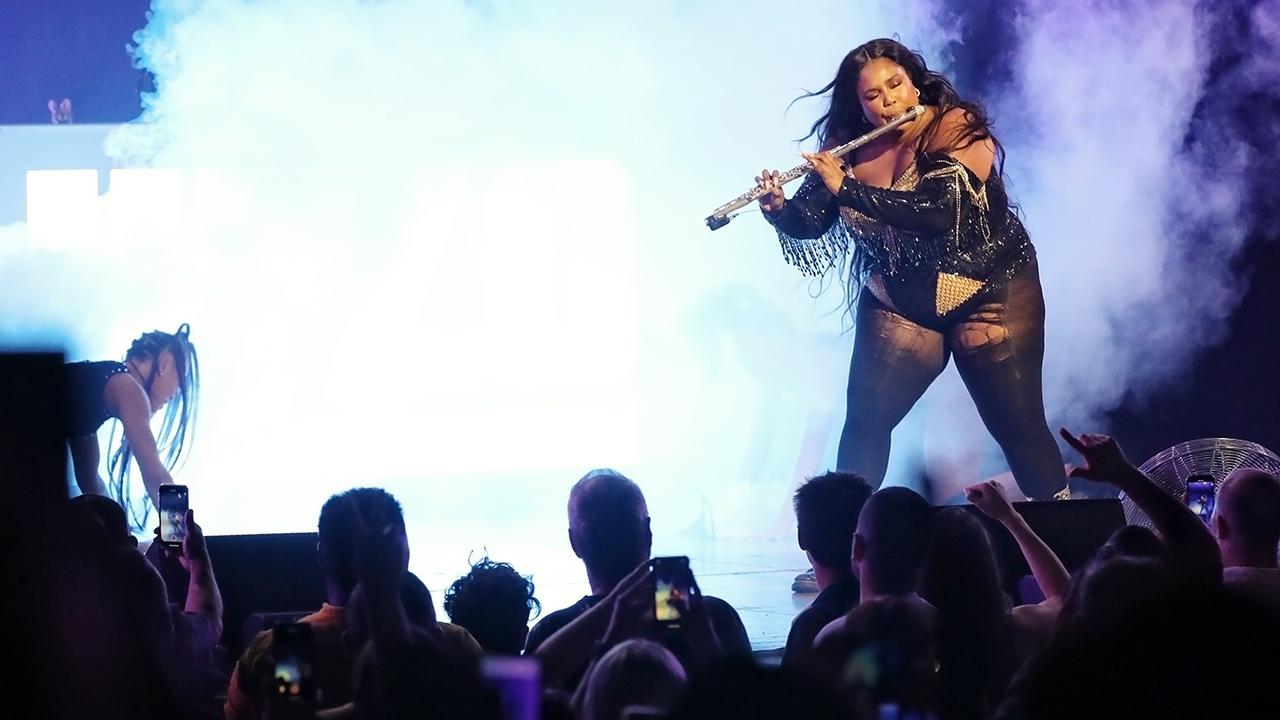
[962,499,1127,602]
[203,532,327,658]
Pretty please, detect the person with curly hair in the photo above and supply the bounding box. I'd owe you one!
[444,556,540,655]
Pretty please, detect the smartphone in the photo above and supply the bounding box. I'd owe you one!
[270,623,317,716]
[481,656,540,720]
[621,706,669,720]
[1185,474,1216,523]
[158,483,189,546]
[651,556,695,627]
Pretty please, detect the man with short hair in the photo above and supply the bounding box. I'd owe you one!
[782,471,872,668]
[524,469,750,687]
[815,487,938,646]
[1214,468,1280,617]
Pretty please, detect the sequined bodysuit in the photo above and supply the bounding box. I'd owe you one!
[764,152,1034,331]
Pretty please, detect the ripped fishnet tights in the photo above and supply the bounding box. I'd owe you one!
[836,260,1066,499]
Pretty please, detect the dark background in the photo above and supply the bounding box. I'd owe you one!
[942,0,1278,465]
[0,0,154,125]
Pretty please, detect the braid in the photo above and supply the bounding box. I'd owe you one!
[107,324,200,531]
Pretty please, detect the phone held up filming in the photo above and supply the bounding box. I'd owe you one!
[158,483,189,547]
[650,555,696,628]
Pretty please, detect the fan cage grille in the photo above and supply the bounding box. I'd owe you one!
[1121,438,1280,529]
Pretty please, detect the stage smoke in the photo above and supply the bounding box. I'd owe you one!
[893,0,1278,497]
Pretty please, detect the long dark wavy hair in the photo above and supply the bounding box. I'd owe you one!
[107,323,199,530]
[794,38,1006,177]
[919,508,1017,720]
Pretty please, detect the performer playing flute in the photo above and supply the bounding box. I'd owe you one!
[756,38,1067,501]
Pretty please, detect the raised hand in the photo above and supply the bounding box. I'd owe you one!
[155,508,208,572]
[755,169,785,212]
[801,151,847,195]
[176,509,209,573]
[1059,428,1133,485]
[1063,428,1223,579]
[601,561,657,646]
[349,497,407,595]
[48,98,73,124]
[964,480,1017,523]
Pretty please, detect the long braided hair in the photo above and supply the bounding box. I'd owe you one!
[107,323,200,529]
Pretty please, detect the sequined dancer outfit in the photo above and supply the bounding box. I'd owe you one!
[764,152,1065,499]
[65,360,130,438]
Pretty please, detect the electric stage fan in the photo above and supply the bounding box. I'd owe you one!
[1122,438,1280,528]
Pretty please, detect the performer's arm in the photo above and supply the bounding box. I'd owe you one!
[105,373,173,507]
[761,171,840,239]
[832,176,955,234]
[69,433,106,496]
[805,108,994,235]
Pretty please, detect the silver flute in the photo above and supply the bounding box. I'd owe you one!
[704,104,925,230]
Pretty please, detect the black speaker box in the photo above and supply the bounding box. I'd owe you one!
[153,532,326,658]
[961,499,1127,602]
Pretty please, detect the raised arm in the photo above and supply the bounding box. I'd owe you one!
[965,480,1071,600]
[1060,429,1222,581]
[350,497,413,655]
[534,561,652,688]
[177,509,224,639]
[105,373,173,507]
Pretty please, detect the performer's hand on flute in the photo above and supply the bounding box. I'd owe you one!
[754,169,785,212]
[802,150,848,195]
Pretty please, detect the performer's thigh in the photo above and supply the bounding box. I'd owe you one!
[949,260,1047,404]
[949,261,1064,495]
[845,290,949,432]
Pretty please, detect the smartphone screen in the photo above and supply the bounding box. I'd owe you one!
[651,556,694,625]
[481,656,540,720]
[158,484,189,546]
[1185,474,1216,523]
[271,623,317,712]
[621,706,669,720]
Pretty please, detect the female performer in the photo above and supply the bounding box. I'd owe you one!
[65,324,200,527]
[756,39,1066,500]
